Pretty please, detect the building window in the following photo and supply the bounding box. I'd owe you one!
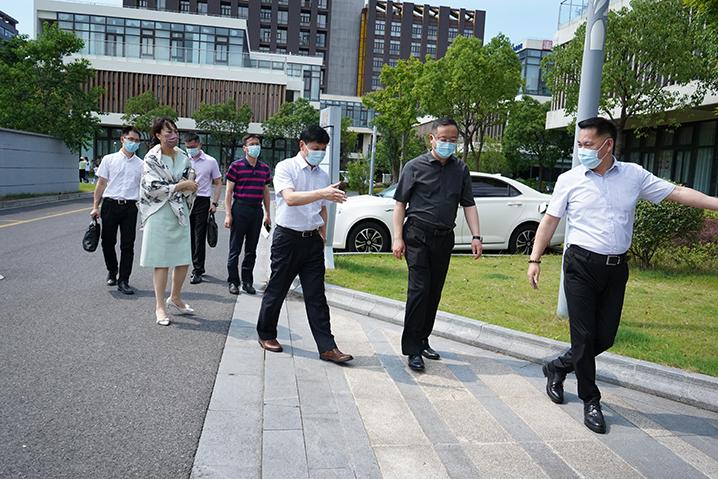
[373,39,384,54]
[179,1,189,13]
[300,12,311,26]
[412,24,422,39]
[260,8,272,22]
[316,32,326,48]
[371,74,381,89]
[427,25,437,40]
[448,27,458,41]
[390,22,401,37]
[170,31,185,61]
[214,35,228,63]
[372,58,383,71]
[260,28,272,43]
[156,0,166,9]
[220,2,231,16]
[411,42,421,57]
[276,28,287,44]
[463,28,474,37]
[317,0,328,8]
[138,0,148,7]
[140,29,154,57]
[426,43,436,57]
[277,10,288,24]
[317,13,327,28]
[389,40,400,55]
[299,30,310,47]
[238,6,248,18]
[197,1,207,14]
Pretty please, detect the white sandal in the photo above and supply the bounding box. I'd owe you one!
[155,311,171,326]
[166,297,195,315]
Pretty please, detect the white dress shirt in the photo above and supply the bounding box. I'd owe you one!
[273,153,329,231]
[547,160,675,255]
[96,150,144,201]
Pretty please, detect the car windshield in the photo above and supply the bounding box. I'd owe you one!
[377,184,397,198]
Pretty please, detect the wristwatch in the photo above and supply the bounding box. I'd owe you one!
[212,202,219,207]
[472,235,483,242]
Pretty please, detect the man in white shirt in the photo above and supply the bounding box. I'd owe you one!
[256,125,353,364]
[527,117,718,434]
[90,126,144,295]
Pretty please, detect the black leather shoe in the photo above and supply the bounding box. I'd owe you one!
[190,273,202,284]
[229,283,240,295]
[421,347,440,360]
[542,362,566,404]
[242,282,256,295]
[408,354,425,371]
[584,400,606,434]
[106,273,117,286]
[117,281,135,295]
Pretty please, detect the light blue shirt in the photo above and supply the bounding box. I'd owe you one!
[273,153,329,231]
[547,160,675,255]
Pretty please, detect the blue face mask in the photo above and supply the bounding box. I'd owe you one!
[577,139,608,170]
[305,149,326,166]
[123,140,140,153]
[186,147,201,158]
[247,145,261,158]
[434,140,457,159]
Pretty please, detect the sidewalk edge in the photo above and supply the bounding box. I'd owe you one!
[0,192,93,210]
[320,283,718,413]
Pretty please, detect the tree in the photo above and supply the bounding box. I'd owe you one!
[346,157,371,195]
[363,57,425,176]
[475,137,510,176]
[193,99,252,168]
[502,96,573,189]
[340,116,359,164]
[374,130,426,182]
[262,97,319,140]
[544,0,718,158]
[121,90,178,136]
[0,24,103,153]
[418,35,522,170]
[686,0,718,24]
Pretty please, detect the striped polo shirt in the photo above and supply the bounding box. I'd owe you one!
[225,158,272,205]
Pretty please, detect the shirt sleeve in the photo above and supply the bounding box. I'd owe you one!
[273,161,295,197]
[546,173,570,218]
[637,167,676,203]
[96,156,110,180]
[265,165,273,185]
[225,162,238,184]
[459,166,475,207]
[393,162,414,203]
[210,159,222,181]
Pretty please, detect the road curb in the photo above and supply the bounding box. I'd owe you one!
[0,192,94,210]
[319,284,718,413]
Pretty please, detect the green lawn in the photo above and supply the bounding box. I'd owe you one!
[325,254,718,377]
[78,182,96,193]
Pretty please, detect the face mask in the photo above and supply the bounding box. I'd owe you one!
[186,147,201,158]
[165,134,179,148]
[434,140,457,159]
[305,148,326,166]
[247,145,261,158]
[123,140,140,153]
[577,139,608,170]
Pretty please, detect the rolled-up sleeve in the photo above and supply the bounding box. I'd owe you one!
[546,174,570,218]
[393,163,414,203]
[459,166,475,207]
[638,168,676,204]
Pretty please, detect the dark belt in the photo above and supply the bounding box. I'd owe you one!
[233,201,263,208]
[406,216,453,236]
[104,198,136,205]
[570,245,627,266]
[276,225,321,238]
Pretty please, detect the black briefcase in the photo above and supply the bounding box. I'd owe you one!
[82,218,101,252]
[207,213,218,248]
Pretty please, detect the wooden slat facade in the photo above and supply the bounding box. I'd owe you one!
[87,70,287,122]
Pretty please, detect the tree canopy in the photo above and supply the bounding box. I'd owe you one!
[121,90,179,136]
[192,99,252,168]
[262,97,319,140]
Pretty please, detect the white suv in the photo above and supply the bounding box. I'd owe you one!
[332,172,565,253]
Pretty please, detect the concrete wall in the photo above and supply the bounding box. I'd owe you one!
[0,128,78,196]
[326,0,364,96]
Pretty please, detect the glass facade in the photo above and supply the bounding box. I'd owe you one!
[53,12,322,100]
[623,120,718,195]
[320,98,376,129]
[558,0,589,27]
[517,47,552,96]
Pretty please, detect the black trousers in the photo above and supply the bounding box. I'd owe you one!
[552,245,629,403]
[227,202,263,285]
[100,199,138,283]
[190,196,210,276]
[401,218,454,356]
[257,226,336,353]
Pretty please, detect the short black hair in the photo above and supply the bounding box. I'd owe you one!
[184,132,200,143]
[432,117,459,132]
[299,125,330,145]
[578,117,617,142]
[243,133,261,145]
[121,125,141,138]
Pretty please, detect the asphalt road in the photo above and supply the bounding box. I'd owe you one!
[0,198,235,478]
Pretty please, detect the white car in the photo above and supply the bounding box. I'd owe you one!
[332,172,565,253]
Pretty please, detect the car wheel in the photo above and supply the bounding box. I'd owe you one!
[348,221,390,253]
[508,223,538,254]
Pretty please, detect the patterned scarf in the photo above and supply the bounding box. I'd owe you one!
[138,144,196,228]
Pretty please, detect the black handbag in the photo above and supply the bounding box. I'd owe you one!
[207,212,218,248]
[82,218,101,252]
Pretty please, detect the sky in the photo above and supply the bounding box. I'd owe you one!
[2,0,560,44]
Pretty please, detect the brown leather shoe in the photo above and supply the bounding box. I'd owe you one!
[319,348,353,364]
[258,338,283,353]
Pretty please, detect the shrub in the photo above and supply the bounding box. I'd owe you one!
[346,159,370,195]
[652,242,718,272]
[629,199,704,268]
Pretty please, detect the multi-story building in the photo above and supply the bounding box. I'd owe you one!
[547,0,718,195]
[513,39,553,101]
[36,0,323,169]
[357,0,486,95]
[1,11,18,41]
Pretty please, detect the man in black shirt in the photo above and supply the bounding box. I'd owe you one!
[392,117,483,371]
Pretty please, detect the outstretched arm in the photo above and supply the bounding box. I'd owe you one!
[665,186,718,211]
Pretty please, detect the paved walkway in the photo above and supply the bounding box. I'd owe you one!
[191,291,718,478]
